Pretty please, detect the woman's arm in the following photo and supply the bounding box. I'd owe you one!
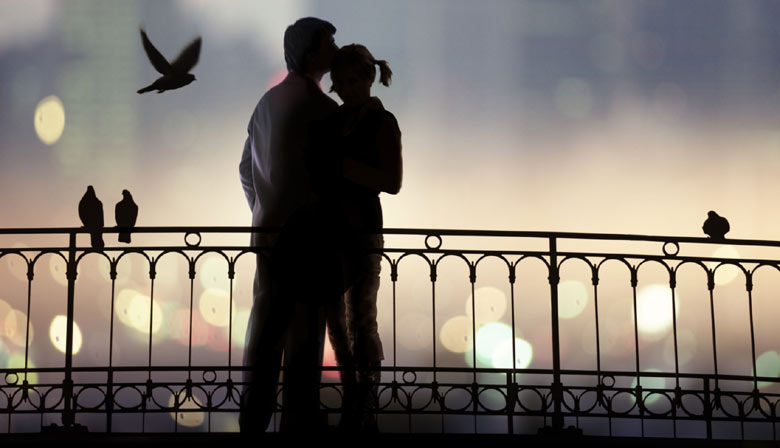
[343,114,403,194]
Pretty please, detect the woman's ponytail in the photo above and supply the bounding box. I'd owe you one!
[375,59,392,87]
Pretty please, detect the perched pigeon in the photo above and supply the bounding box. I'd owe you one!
[702,211,730,240]
[137,28,201,94]
[115,190,138,244]
[79,186,104,249]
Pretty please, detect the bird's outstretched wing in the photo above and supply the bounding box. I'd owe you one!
[140,29,172,75]
[171,36,201,74]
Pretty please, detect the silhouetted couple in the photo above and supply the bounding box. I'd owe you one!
[238,17,402,434]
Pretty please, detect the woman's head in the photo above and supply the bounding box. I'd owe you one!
[330,44,392,106]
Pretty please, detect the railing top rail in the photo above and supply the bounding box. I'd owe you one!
[1,226,779,248]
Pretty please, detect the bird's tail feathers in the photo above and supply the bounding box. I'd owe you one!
[137,85,154,94]
[119,232,132,244]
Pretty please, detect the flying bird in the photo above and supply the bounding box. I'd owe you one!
[137,28,201,94]
[79,186,105,249]
[702,211,730,240]
[115,190,138,244]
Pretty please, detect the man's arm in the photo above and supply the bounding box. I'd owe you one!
[239,120,256,211]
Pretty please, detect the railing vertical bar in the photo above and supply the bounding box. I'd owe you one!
[631,274,640,382]
[23,262,32,385]
[429,257,441,433]
[704,376,712,440]
[671,286,680,388]
[708,283,720,390]
[630,267,643,437]
[228,265,234,379]
[593,277,601,378]
[469,278,477,434]
[747,286,758,392]
[670,276,680,440]
[188,264,195,379]
[548,237,563,430]
[392,267,398,383]
[147,273,155,380]
[62,231,77,427]
[107,262,117,433]
[508,264,517,435]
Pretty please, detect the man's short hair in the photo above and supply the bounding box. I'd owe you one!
[284,17,336,75]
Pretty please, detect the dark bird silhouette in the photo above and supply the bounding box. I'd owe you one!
[703,211,730,240]
[79,186,105,249]
[115,190,138,244]
[137,28,201,94]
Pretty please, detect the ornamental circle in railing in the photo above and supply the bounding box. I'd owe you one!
[202,370,217,384]
[184,232,202,247]
[662,241,680,257]
[425,234,442,250]
[403,370,418,384]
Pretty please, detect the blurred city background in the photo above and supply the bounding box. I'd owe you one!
[2,0,780,435]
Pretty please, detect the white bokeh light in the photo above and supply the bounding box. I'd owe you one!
[558,280,588,319]
[49,315,82,354]
[440,315,472,354]
[34,95,65,145]
[465,286,507,327]
[635,284,678,341]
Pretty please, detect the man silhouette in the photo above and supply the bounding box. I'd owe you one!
[239,17,339,433]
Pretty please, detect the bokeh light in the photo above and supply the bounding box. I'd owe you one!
[635,284,678,341]
[5,354,38,384]
[266,69,287,90]
[710,246,741,286]
[465,286,507,327]
[127,293,164,335]
[115,288,140,327]
[49,255,71,286]
[168,395,205,427]
[34,95,65,145]
[491,337,533,369]
[199,256,231,292]
[49,314,83,354]
[230,308,251,348]
[4,309,32,348]
[467,322,513,366]
[3,245,29,282]
[558,280,588,319]
[630,369,668,406]
[0,299,12,329]
[198,287,234,327]
[440,315,472,354]
[754,351,780,390]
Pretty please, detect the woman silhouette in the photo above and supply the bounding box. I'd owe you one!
[324,43,402,431]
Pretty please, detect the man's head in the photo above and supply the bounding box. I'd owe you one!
[284,17,337,77]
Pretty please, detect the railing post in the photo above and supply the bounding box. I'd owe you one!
[704,376,712,440]
[62,231,77,428]
[548,237,563,430]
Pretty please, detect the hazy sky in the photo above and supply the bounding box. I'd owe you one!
[2,0,780,238]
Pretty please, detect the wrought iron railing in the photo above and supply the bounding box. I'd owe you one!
[2,227,780,439]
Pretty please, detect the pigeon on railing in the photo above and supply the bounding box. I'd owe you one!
[115,190,138,244]
[79,186,104,249]
[137,28,201,94]
[702,211,730,241]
